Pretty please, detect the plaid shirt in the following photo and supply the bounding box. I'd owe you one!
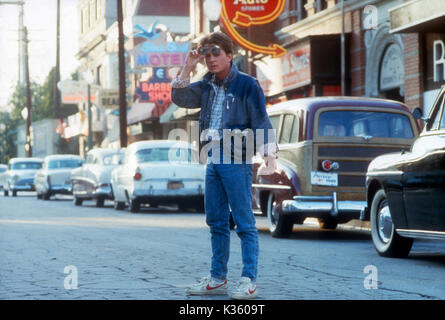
[208,75,226,139]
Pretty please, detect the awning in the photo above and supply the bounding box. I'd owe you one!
[127,101,156,125]
[389,0,445,33]
[172,106,200,121]
[159,103,200,123]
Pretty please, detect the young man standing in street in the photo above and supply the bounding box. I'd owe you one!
[171,31,277,299]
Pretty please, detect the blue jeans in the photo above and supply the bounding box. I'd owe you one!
[205,161,259,282]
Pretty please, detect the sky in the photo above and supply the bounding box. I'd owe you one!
[0,0,79,111]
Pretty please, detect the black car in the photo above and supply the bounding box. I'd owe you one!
[364,85,445,257]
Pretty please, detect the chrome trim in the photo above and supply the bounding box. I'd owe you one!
[396,229,445,240]
[282,193,366,217]
[367,170,403,177]
[252,183,291,190]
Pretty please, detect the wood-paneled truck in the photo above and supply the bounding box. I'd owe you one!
[251,97,419,238]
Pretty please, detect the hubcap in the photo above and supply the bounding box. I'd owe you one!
[377,201,393,243]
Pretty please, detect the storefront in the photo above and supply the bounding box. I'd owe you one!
[389,0,445,114]
[256,34,346,103]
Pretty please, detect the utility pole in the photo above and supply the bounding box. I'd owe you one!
[24,26,32,157]
[54,0,61,121]
[0,1,25,84]
[117,0,128,148]
[341,0,346,96]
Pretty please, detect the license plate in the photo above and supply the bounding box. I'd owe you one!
[168,181,184,189]
[311,171,338,186]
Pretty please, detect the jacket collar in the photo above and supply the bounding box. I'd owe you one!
[203,64,238,87]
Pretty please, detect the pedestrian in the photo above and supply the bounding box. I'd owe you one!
[171,31,277,299]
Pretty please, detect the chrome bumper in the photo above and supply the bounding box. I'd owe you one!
[132,185,204,198]
[282,192,366,217]
[50,184,72,192]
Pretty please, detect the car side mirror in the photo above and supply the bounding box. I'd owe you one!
[412,107,429,122]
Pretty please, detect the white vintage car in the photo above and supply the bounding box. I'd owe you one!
[34,154,83,200]
[71,148,125,207]
[111,140,205,213]
[3,157,43,196]
[0,164,7,191]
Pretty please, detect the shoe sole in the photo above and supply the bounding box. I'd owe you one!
[186,288,228,296]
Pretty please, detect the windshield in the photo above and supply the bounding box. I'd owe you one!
[48,159,83,169]
[103,153,123,165]
[11,162,42,170]
[135,148,198,163]
[318,111,414,139]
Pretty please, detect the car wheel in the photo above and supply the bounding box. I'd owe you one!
[370,189,413,258]
[12,190,17,197]
[73,195,83,206]
[43,192,51,200]
[4,189,8,196]
[128,197,140,213]
[96,197,105,208]
[267,192,293,238]
[114,201,125,210]
[318,218,338,230]
[36,192,42,199]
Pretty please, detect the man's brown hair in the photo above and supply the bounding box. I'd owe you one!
[199,31,234,55]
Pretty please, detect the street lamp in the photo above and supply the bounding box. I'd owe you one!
[203,0,222,21]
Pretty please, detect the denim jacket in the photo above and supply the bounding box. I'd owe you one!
[171,64,277,158]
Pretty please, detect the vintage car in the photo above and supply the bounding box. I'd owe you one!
[111,140,205,213]
[251,97,419,237]
[365,85,445,257]
[0,164,7,190]
[3,157,43,196]
[71,148,124,207]
[34,154,83,200]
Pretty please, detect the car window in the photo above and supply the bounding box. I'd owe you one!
[269,115,280,132]
[279,114,294,144]
[86,154,94,164]
[11,162,42,170]
[111,153,125,165]
[48,159,83,169]
[0,167,6,173]
[428,93,445,131]
[135,148,197,163]
[318,111,414,139]
[290,115,299,143]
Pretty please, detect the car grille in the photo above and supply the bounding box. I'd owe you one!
[314,144,407,189]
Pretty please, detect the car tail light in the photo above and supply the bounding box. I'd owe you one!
[134,170,142,181]
[321,160,339,172]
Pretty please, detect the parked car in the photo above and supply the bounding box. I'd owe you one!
[0,164,7,191]
[34,154,83,200]
[71,148,124,207]
[251,97,419,237]
[365,85,445,257]
[3,157,43,196]
[111,140,205,213]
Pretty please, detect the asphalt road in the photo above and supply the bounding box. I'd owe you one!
[1,192,445,300]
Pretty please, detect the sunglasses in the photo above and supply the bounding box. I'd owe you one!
[198,45,222,57]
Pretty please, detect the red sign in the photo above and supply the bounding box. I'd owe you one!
[220,0,286,57]
[223,0,285,27]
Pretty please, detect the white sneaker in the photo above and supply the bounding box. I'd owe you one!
[185,275,228,296]
[229,277,258,300]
